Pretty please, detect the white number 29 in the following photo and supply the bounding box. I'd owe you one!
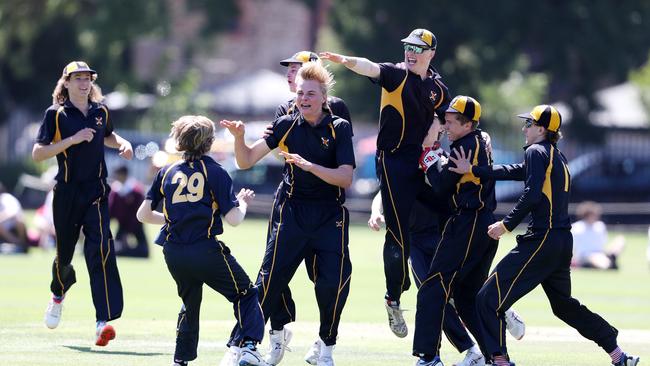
[171,172,204,203]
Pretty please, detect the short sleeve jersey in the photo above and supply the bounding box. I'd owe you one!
[265,113,355,204]
[36,101,114,183]
[146,156,238,244]
[373,63,450,152]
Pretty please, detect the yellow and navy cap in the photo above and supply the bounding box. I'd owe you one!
[517,105,562,132]
[401,28,436,49]
[446,95,481,122]
[62,61,96,77]
[280,51,320,66]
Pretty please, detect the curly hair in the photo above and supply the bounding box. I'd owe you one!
[170,115,215,161]
[52,72,103,105]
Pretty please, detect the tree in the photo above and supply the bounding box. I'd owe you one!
[327,0,650,141]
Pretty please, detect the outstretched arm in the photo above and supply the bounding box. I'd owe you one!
[320,52,381,79]
[220,120,271,169]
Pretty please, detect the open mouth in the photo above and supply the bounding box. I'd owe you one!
[406,56,417,65]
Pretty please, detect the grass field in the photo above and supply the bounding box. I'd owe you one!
[1,218,649,365]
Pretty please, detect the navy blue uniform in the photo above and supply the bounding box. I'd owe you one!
[409,198,475,354]
[275,96,352,135]
[474,141,620,358]
[36,101,123,322]
[147,156,264,362]
[267,96,353,331]
[413,130,498,357]
[256,113,355,346]
[372,62,450,302]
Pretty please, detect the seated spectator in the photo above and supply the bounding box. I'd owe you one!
[0,183,28,254]
[109,166,149,258]
[571,201,624,270]
[33,189,56,249]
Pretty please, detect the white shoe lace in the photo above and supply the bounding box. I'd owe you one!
[385,302,408,337]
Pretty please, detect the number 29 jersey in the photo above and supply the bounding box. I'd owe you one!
[146,156,238,245]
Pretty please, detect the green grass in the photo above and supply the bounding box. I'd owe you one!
[1,219,649,365]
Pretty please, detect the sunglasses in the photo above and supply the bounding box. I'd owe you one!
[524,118,536,128]
[403,44,429,54]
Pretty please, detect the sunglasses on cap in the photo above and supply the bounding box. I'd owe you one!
[403,44,429,54]
[524,118,536,128]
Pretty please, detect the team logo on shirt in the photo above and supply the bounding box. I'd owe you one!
[321,137,330,148]
[429,91,438,103]
[336,220,343,228]
[95,116,103,127]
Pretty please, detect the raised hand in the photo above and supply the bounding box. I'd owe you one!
[448,146,472,174]
[319,52,347,64]
[236,188,256,205]
[220,120,245,138]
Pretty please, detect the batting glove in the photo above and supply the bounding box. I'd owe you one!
[419,142,444,172]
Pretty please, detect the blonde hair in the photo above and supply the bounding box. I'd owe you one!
[170,115,215,161]
[52,73,103,105]
[296,61,335,112]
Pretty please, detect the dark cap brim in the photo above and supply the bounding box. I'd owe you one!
[516,113,532,120]
[401,36,431,47]
[280,58,299,67]
[67,68,97,76]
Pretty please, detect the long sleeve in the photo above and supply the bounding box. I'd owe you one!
[502,147,547,231]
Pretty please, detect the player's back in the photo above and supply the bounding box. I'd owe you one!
[157,156,236,244]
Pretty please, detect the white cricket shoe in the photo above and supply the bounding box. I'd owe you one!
[239,346,268,366]
[454,347,485,366]
[316,340,335,366]
[264,328,292,365]
[44,297,63,329]
[385,300,408,338]
[415,356,444,366]
[504,309,525,340]
[304,339,321,365]
[219,346,242,366]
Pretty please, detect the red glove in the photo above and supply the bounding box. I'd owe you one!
[419,143,444,172]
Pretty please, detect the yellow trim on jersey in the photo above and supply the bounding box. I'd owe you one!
[380,71,408,152]
[160,161,184,241]
[53,107,69,182]
[200,160,219,238]
[328,123,336,139]
[278,120,298,197]
[542,146,555,228]
[433,79,446,110]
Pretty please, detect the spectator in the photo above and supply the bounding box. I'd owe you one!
[571,201,625,270]
[33,190,56,249]
[109,165,149,258]
[0,183,28,254]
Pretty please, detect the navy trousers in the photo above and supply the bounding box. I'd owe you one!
[164,239,264,361]
[51,180,123,322]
